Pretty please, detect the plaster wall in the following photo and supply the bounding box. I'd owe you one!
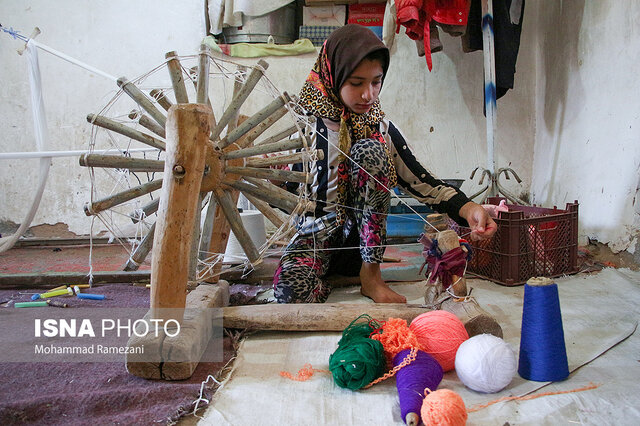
[1,1,537,242]
[531,0,640,252]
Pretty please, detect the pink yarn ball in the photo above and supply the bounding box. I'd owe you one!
[410,310,469,372]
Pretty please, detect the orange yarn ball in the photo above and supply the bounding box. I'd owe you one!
[370,318,421,365]
[421,389,467,426]
[410,311,469,372]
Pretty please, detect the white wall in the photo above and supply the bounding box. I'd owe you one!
[531,0,640,253]
[0,0,206,236]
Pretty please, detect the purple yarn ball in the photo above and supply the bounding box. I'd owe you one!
[394,349,444,422]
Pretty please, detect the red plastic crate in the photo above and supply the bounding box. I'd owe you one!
[450,197,579,286]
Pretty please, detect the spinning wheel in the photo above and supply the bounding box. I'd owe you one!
[80,46,319,281]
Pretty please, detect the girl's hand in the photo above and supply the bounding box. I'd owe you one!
[458,201,498,241]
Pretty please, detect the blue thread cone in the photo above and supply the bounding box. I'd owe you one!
[518,279,569,381]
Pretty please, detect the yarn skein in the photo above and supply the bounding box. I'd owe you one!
[421,388,468,426]
[394,349,443,426]
[455,333,517,393]
[410,310,469,372]
[328,314,386,390]
[518,277,569,382]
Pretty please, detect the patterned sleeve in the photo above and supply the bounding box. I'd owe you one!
[381,120,471,226]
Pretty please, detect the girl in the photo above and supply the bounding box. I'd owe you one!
[273,24,496,304]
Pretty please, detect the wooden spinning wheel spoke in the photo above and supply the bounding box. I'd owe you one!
[84,178,163,216]
[123,222,155,271]
[87,114,166,150]
[130,198,160,223]
[210,59,269,142]
[81,50,313,278]
[79,154,164,172]
[117,77,167,128]
[213,188,260,264]
[149,89,173,112]
[128,110,166,138]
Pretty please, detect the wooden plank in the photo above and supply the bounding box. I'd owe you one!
[0,270,151,289]
[223,303,431,331]
[150,104,211,316]
[127,281,230,380]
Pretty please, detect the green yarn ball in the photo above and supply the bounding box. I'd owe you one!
[329,336,386,390]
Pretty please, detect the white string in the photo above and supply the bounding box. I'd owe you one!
[0,42,51,253]
[315,129,442,233]
[29,39,118,82]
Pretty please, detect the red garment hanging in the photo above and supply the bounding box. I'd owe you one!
[396,0,470,70]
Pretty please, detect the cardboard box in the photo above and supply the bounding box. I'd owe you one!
[347,2,386,26]
[303,5,346,26]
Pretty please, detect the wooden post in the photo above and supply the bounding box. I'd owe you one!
[150,104,212,317]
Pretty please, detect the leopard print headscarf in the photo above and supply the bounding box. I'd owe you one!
[298,25,397,225]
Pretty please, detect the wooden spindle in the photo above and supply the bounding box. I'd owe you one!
[224,166,308,183]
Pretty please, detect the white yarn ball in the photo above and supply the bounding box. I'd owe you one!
[455,334,517,393]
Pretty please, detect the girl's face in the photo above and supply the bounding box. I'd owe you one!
[339,58,383,115]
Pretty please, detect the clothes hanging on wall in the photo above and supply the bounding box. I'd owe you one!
[395,0,471,71]
[208,0,294,35]
[463,0,525,99]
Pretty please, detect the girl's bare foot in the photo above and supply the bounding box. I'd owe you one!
[360,262,407,303]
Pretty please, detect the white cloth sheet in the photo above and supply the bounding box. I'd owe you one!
[208,0,294,34]
[201,268,640,425]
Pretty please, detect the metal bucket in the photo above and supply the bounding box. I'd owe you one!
[221,3,297,44]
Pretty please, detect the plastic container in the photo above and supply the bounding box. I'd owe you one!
[450,197,579,286]
[388,181,464,239]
